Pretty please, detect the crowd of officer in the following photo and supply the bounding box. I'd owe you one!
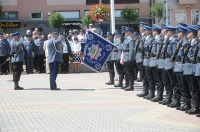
[105,21,200,117]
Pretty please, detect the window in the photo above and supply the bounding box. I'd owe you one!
[84,10,90,15]
[115,10,122,18]
[58,11,80,19]
[191,9,200,26]
[31,13,42,19]
[175,10,187,25]
[1,12,18,20]
[86,0,139,5]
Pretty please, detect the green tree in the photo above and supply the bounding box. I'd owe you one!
[48,12,65,31]
[0,2,3,18]
[81,13,93,28]
[150,2,163,23]
[120,6,139,27]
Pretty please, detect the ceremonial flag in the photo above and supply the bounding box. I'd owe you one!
[82,31,115,72]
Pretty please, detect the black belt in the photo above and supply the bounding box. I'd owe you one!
[123,50,129,52]
[196,57,200,63]
[113,50,118,52]
[175,56,182,62]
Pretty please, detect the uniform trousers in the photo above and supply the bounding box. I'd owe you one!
[143,66,149,89]
[37,55,45,73]
[186,75,199,107]
[13,62,23,83]
[25,57,34,73]
[164,69,175,99]
[115,60,125,79]
[155,68,165,96]
[34,55,38,71]
[0,56,8,74]
[146,67,156,93]
[173,72,182,98]
[124,61,135,82]
[61,53,69,73]
[196,76,200,106]
[106,61,116,81]
[49,62,59,89]
[136,62,144,81]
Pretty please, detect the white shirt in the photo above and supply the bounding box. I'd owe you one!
[71,42,81,54]
[77,34,85,42]
[43,40,49,57]
[62,41,68,53]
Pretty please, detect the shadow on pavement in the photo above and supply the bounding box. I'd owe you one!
[25,88,50,90]
[65,89,95,91]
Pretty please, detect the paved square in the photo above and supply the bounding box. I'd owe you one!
[0,72,200,132]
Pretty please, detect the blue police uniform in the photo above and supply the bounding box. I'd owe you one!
[34,35,45,73]
[0,33,10,75]
[113,30,125,87]
[23,35,35,74]
[121,27,136,91]
[162,26,179,105]
[47,31,63,90]
[141,25,153,99]
[136,21,150,97]
[169,25,189,108]
[10,32,24,90]
[105,32,116,85]
[183,26,200,114]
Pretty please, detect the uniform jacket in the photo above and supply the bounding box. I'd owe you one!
[174,38,189,72]
[149,35,162,67]
[0,39,10,57]
[34,39,45,55]
[164,35,178,70]
[110,37,122,60]
[23,40,35,57]
[195,42,200,76]
[47,36,63,63]
[122,36,136,62]
[10,39,24,63]
[183,38,198,75]
[136,35,146,63]
[143,35,152,66]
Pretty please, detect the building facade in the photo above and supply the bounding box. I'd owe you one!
[156,0,200,26]
[0,0,153,35]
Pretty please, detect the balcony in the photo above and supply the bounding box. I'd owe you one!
[177,0,197,4]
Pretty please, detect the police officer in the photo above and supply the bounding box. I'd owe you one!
[160,26,178,105]
[173,25,190,109]
[148,24,162,101]
[142,25,153,99]
[34,32,45,73]
[47,31,63,90]
[136,21,149,97]
[105,32,115,85]
[23,34,35,74]
[184,26,200,114]
[10,32,24,90]
[121,27,136,91]
[196,23,200,117]
[0,33,10,75]
[113,30,124,87]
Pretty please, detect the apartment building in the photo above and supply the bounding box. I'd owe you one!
[0,0,153,35]
[156,0,200,26]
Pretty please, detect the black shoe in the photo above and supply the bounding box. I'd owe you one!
[105,81,114,85]
[51,88,60,90]
[144,94,155,100]
[169,102,181,108]
[151,97,163,102]
[137,92,148,97]
[180,104,191,111]
[162,98,172,105]
[196,114,200,117]
[14,86,24,90]
[114,83,123,87]
[187,107,200,114]
[124,81,134,91]
[137,79,142,82]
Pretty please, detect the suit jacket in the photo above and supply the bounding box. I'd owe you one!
[47,36,63,63]
[23,40,35,57]
[34,39,45,55]
[63,39,72,56]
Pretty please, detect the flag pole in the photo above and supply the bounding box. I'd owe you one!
[110,0,115,34]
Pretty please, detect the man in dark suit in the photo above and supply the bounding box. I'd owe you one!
[47,31,63,90]
[61,35,71,73]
